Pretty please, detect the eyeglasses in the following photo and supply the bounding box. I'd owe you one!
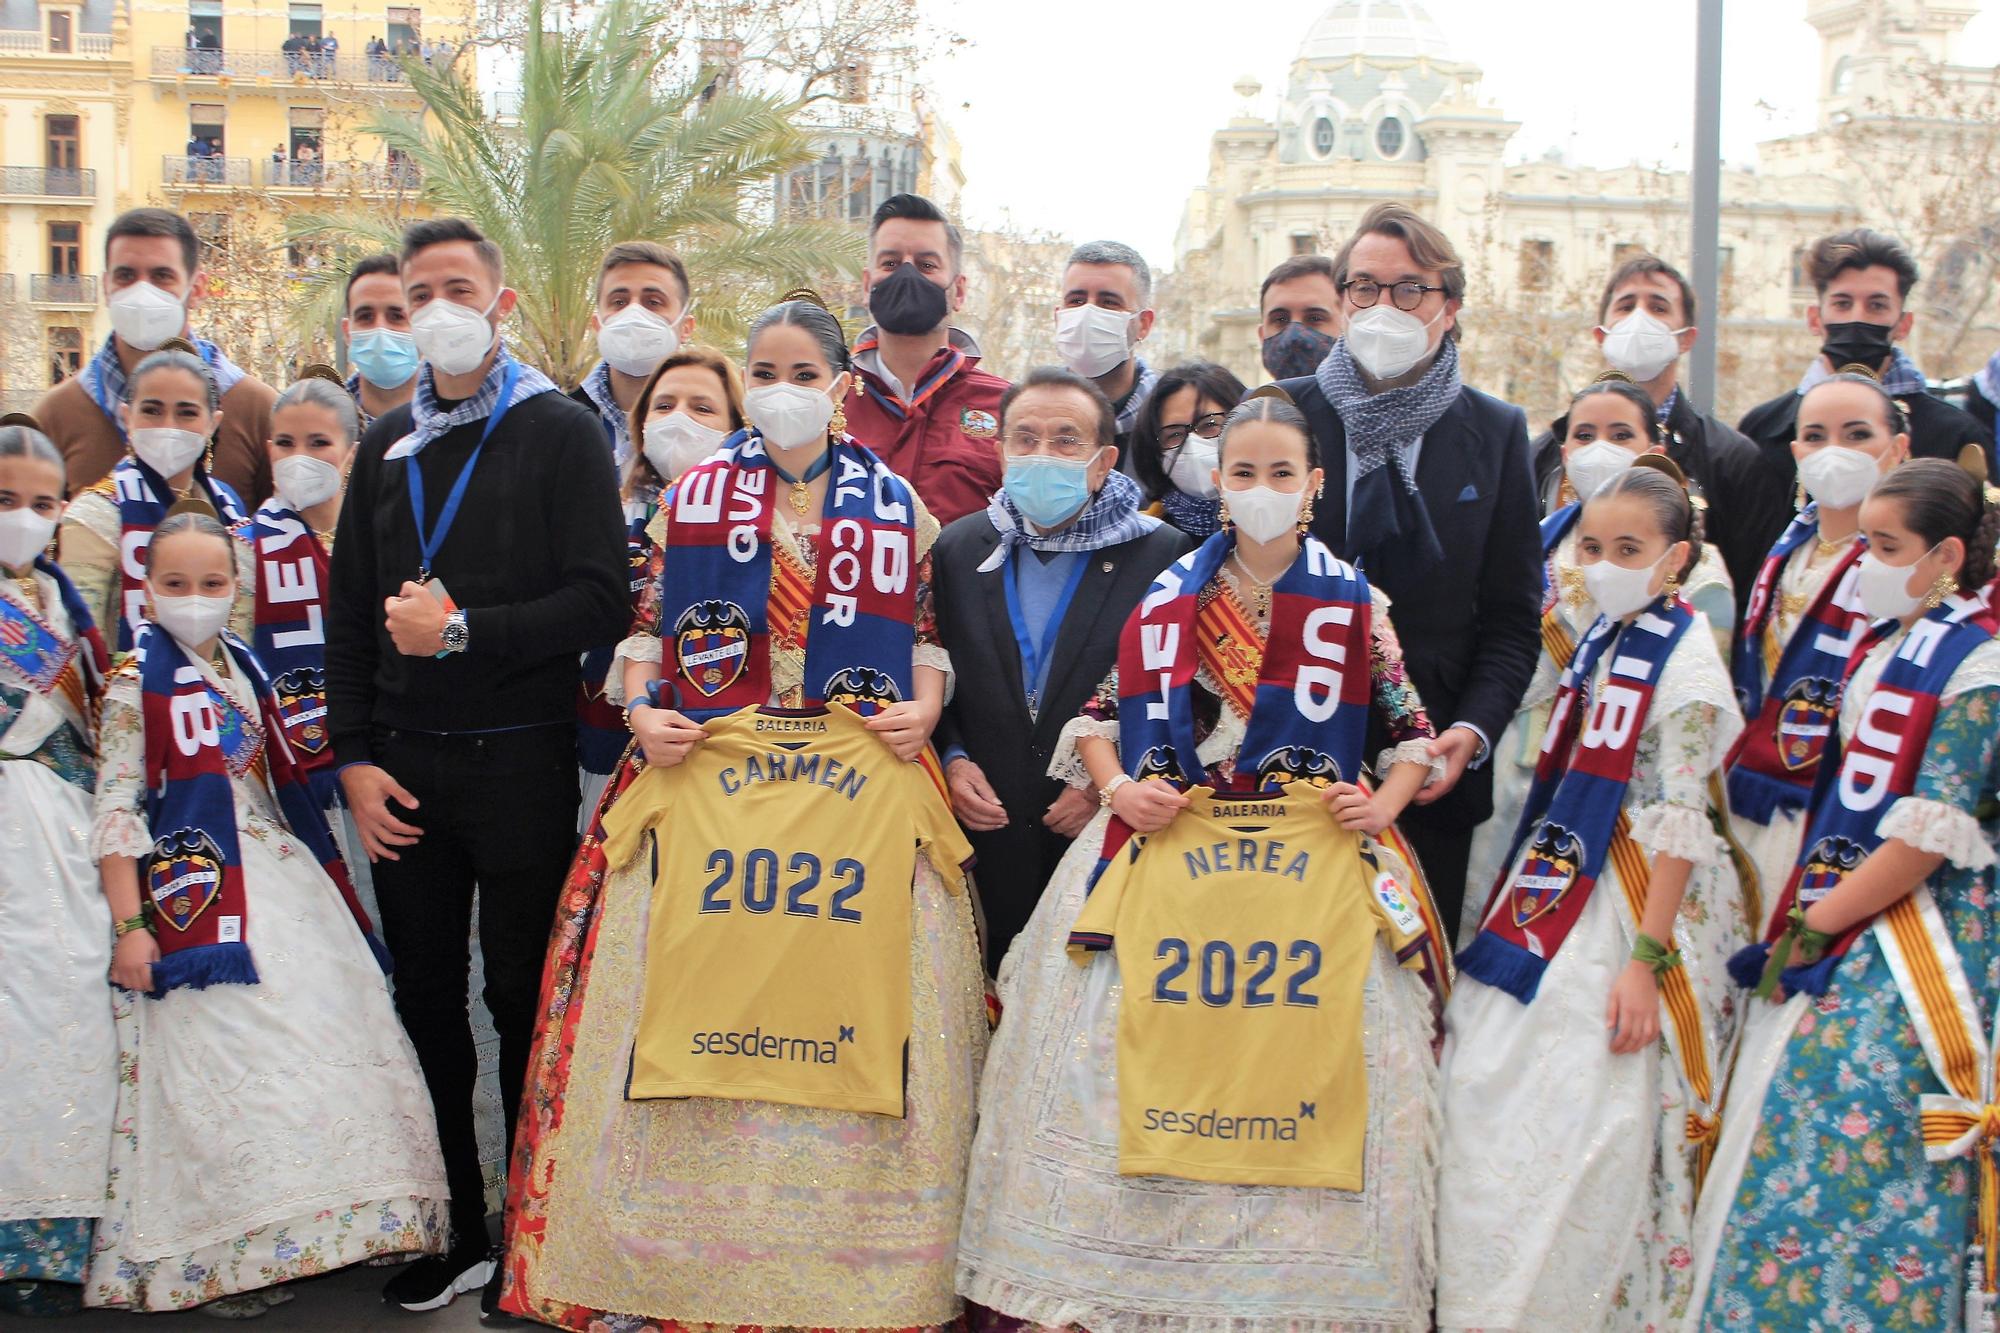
[1341,279,1448,312]
[1003,429,1097,460]
[1159,412,1226,452]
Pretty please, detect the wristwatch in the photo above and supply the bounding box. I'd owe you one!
[440,609,469,654]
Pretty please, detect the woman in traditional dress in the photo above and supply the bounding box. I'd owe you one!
[501,295,985,1331]
[1726,373,1910,935]
[1437,459,1749,1330]
[86,511,447,1317]
[58,345,253,653]
[955,390,1454,1333]
[1688,458,2000,1331]
[0,425,116,1319]
[1463,378,1736,946]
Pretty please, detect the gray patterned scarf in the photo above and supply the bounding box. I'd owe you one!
[1315,335,1460,570]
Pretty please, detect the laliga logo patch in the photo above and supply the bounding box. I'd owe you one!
[1373,871,1423,936]
[147,828,224,932]
[675,600,751,697]
[1800,834,1864,902]
[959,408,998,439]
[1512,819,1583,928]
[824,665,901,710]
[273,666,329,755]
[1133,746,1184,784]
[1776,676,1840,773]
[1258,745,1341,789]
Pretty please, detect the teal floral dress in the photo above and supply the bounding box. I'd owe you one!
[1694,634,2000,1331]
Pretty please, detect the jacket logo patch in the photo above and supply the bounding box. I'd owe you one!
[960,408,998,439]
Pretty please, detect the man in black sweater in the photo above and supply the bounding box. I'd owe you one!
[327,217,627,1315]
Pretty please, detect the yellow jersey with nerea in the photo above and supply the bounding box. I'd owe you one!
[601,705,970,1117]
[1068,785,1425,1188]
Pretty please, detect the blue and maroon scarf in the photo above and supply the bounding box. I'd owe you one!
[1459,595,1697,1002]
[108,454,247,652]
[135,624,387,994]
[1730,589,2000,996]
[245,497,335,806]
[658,430,917,721]
[1726,505,1869,823]
[0,556,110,787]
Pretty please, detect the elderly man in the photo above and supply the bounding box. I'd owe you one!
[1054,240,1158,452]
[931,366,1190,968]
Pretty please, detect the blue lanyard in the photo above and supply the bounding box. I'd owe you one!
[406,360,520,582]
[1003,547,1090,718]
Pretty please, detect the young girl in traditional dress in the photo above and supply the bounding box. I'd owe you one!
[501,296,984,1332]
[1463,379,1736,945]
[58,345,253,653]
[87,511,447,1317]
[1726,373,1910,935]
[955,391,1454,1333]
[1437,458,1749,1329]
[1689,458,2000,1331]
[0,424,116,1319]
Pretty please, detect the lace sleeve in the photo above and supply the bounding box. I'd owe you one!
[90,670,153,860]
[1878,797,1995,870]
[1048,669,1120,786]
[1369,588,1434,745]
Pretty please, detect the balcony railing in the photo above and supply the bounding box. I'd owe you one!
[0,165,95,197]
[150,45,456,84]
[162,155,251,187]
[0,31,112,56]
[30,274,96,305]
[265,159,422,192]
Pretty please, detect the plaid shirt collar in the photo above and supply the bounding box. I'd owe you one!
[1797,346,1927,398]
[402,343,557,454]
[579,360,633,466]
[1113,358,1159,436]
[976,469,1159,573]
[84,333,245,435]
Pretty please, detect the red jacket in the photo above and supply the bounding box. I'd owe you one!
[843,327,1008,526]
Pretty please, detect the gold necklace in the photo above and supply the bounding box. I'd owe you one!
[8,568,40,613]
[1229,555,1274,619]
[1814,527,1854,560]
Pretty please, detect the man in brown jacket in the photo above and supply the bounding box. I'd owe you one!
[34,207,276,505]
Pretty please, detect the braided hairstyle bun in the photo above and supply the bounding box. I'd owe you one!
[1869,458,1998,594]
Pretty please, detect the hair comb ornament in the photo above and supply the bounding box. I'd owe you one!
[780,287,831,313]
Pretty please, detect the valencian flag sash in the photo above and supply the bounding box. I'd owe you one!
[1726,505,1869,824]
[107,454,247,653]
[0,555,111,785]
[1731,589,2000,997]
[134,623,389,994]
[658,430,917,722]
[246,497,335,805]
[1460,595,1697,1003]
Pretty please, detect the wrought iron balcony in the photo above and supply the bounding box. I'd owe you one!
[0,165,94,196]
[30,274,97,305]
[162,155,252,187]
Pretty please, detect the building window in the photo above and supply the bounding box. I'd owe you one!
[289,2,322,39]
[1310,116,1337,158]
[46,115,81,193]
[1831,56,1852,97]
[1519,239,1555,292]
[1790,245,1812,292]
[1716,244,1736,298]
[191,212,231,262]
[1374,116,1406,160]
[48,222,81,277]
[387,6,422,55]
[1612,241,1647,268]
[48,10,73,52]
[189,0,222,53]
[49,327,84,386]
[1291,232,1316,256]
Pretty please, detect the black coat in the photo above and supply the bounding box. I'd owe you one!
[1531,391,1775,614]
[931,515,1193,971]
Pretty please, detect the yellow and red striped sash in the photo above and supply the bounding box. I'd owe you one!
[768,542,814,654]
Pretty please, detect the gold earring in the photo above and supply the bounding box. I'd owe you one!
[1663,571,1681,598]
[1298,491,1316,532]
[1219,496,1233,531]
[1795,477,1808,512]
[829,400,847,439]
[1558,476,1577,508]
[1924,570,1956,610]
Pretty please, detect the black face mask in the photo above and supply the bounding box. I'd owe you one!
[1819,319,1897,371]
[1261,323,1336,379]
[868,262,950,337]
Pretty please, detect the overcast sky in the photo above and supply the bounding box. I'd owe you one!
[923,0,2000,271]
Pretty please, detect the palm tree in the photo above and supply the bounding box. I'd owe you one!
[287,0,862,388]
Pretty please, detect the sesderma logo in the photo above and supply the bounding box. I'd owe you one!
[690,1023,851,1065]
[1141,1101,1315,1141]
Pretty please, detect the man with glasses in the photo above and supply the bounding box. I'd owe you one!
[930,367,1191,969]
[1274,202,1540,929]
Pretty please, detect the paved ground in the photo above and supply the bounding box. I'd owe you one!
[58,1256,502,1329]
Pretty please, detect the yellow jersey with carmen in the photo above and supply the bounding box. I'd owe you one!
[1068,784,1426,1189]
[601,703,971,1117]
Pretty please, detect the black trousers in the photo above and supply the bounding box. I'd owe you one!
[1397,799,1474,936]
[368,722,576,1245]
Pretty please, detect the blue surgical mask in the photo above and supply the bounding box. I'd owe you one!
[1004,452,1099,529]
[348,327,420,389]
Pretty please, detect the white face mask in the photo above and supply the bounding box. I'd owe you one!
[409,291,500,377]
[130,427,208,478]
[1055,304,1137,379]
[1166,438,1220,499]
[1344,304,1444,381]
[643,410,728,481]
[108,281,188,352]
[272,454,344,511]
[1856,546,1941,621]
[1598,310,1688,382]
[149,592,234,649]
[1581,551,1668,620]
[1564,439,1637,504]
[0,507,57,571]
[1797,445,1882,510]
[745,382,837,451]
[1225,483,1305,543]
[597,306,681,379]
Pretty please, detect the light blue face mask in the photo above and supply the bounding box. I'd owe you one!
[1004,452,1099,529]
[348,327,420,389]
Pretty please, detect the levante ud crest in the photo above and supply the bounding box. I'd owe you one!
[1512,819,1584,928]
[1799,834,1865,903]
[273,666,329,756]
[1133,746,1185,784]
[147,828,224,932]
[675,600,751,698]
[1257,744,1341,789]
[1776,676,1840,773]
[824,666,901,710]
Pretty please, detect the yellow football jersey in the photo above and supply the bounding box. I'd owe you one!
[601,705,971,1117]
[1068,785,1426,1188]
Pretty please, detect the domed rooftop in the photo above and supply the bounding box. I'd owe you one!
[1296,0,1451,64]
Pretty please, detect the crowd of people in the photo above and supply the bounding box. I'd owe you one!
[4,194,2000,1332]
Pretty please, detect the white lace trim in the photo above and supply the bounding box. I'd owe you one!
[1050,715,1118,788]
[1628,803,1725,866]
[1377,740,1445,787]
[66,490,120,548]
[913,643,955,705]
[90,808,153,861]
[606,633,663,706]
[1879,796,1997,870]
